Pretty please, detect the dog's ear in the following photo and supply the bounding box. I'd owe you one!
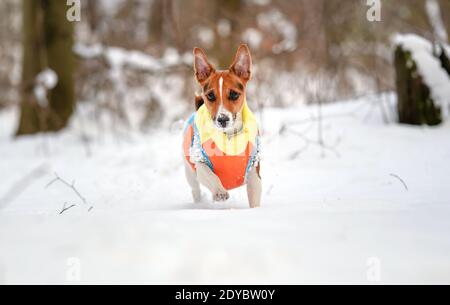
[230,44,252,81]
[194,47,215,83]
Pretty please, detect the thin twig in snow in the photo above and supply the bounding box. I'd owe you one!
[46,173,94,211]
[390,173,409,191]
[46,173,87,204]
[285,75,342,159]
[287,113,356,127]
[317,91,324,158]
[287,127,341,158]
[59,203,77,215]
[266,184,274,196]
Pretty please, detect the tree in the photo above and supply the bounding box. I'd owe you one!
[213,0,242,68]
[394,46,441,126]
[148,0,179,51]
[16,0,75,136]
[438,0,450,35]
[86,0,98,34]
[148,0,164,46]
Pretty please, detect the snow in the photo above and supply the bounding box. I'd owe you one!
[247,0,272,7]
[257,9,297,53]
[217,19,232,38]
[36,69,58,89]
[33,69,58,107]
[73,43,190,129]
[73,43,104,59]
[106,47,163,71]
[425,0,448,43]
[196,26,215,49]
[242,28,263,50]
[1,96,450,284]
[97,0,126,17]
[74,43,189,72]
[393,34,450,118]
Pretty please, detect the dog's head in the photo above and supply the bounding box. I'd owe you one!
[194,44,252,133]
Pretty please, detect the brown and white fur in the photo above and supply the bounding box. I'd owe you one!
[184,45,262,208]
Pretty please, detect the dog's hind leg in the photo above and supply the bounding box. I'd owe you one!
[184,161,202,203]
[247,167,262,208]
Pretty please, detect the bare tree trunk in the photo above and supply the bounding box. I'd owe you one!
[438,0,450,35]
[148,0,164,46]
[16,0,75,136]
[86,0,98,33]
[16,0,45,135]
[212,0,241,68]
[43,0,75,131]
[148,0,179,50]
[299,0,328,71]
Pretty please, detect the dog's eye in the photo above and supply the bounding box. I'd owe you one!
[206,92,216,102]
[229,90,240,101]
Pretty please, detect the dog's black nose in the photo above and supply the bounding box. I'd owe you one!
[217,115,230,127]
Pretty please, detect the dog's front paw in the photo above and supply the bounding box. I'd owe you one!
[213,189,230,202]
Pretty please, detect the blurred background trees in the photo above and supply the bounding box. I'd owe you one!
[0,0,449,135]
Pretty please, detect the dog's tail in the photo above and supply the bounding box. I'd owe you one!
[195,95,204,110]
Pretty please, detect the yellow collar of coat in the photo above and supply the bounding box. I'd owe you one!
[195,101,258,156]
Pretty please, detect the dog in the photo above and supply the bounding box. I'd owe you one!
[183,44,261,208]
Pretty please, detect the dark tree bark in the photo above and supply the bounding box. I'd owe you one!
[43,0,75,131]
[148,0,164,45]
[148,0,179,49]
[394,46,442,126]
[438,45,450,76]
[16,0,46,135]
[438,0,450,36]
[16,0,75,136]
[86,0,98,33]
[212,0,242,68]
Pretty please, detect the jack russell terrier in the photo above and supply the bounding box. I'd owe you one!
[183,44,262,208]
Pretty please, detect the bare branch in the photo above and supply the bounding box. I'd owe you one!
[46,173,94,212]
[390,174,409,191]
[286,113,356,127]
[286,127,341,158]
[59,203,77,215]
[46,173,87,204]
[265,184,274,196]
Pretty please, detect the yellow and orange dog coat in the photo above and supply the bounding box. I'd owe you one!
[183,102,260,190]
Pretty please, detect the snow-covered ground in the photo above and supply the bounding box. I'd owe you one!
[1,96,450,284]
